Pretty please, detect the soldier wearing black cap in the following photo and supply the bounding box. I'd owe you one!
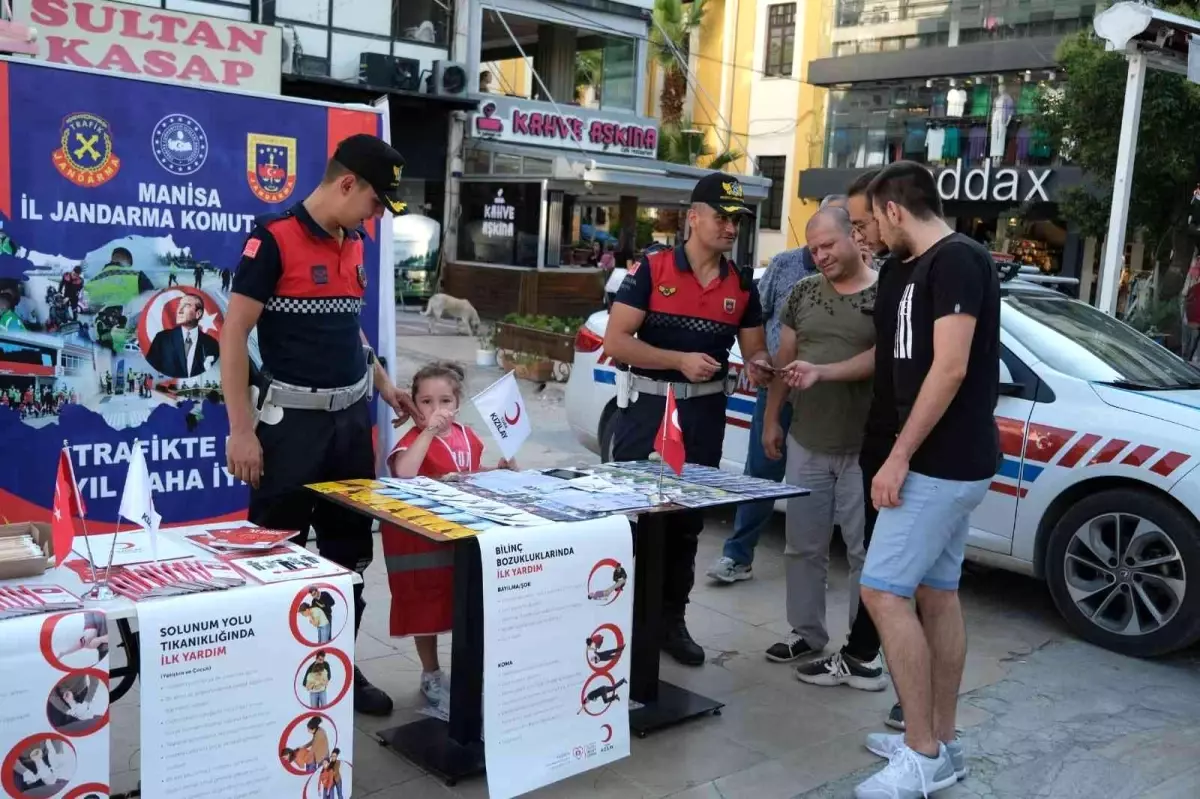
[221,133,420,716]
[603,172,773,665]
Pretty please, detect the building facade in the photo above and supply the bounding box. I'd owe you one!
[797,0,1109,289]
[640,0,827,263]
[441,0,773,317]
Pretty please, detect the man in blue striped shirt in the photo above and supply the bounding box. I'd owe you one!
[707,195,846,584]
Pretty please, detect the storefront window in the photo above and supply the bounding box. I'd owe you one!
[457,182,543,268]
[393,0,451,47]
[601,36,637,111]
[822,0,1094,57]
[824,71,1065,169]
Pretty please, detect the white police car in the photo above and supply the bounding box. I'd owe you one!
[565,266,1200,657]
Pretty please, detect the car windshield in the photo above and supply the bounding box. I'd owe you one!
[1003,291,1200,389]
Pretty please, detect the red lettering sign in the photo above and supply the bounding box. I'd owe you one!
[20,0,279,91]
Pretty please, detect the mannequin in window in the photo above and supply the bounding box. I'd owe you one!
[990,89,1014,163]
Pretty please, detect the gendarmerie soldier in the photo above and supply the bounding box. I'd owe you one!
[222,134,420,716]
[603,173,772,665]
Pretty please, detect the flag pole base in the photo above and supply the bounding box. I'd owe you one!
[82,583,116,601]
[651,492,672,506]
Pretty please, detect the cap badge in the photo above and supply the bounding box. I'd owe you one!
[721,180,744,200]
[392,164,402,188]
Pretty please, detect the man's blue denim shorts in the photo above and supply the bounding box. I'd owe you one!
[861,472,990,598]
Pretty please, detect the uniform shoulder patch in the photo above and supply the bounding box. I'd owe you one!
[242,238,262,258]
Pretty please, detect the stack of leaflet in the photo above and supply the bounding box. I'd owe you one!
[378,476,558,528]
[61,558,246,600]
[105,560,246,600]
[0,584,83,620]
[184,527,298,555]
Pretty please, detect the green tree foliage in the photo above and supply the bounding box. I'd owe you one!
[1040,10,1200,299]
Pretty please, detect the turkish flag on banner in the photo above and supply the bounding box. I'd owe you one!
[51,449,86,566]
[654,386,687,475]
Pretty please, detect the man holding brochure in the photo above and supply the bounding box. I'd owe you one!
[603,173,772,666]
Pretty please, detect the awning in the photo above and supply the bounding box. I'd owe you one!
[463,139,772,206]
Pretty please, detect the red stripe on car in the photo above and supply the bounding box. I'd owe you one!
[1150,451,1191,478]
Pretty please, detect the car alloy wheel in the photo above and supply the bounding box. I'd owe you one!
[1063,512,1186,637]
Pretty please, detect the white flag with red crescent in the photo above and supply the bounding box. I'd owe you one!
[471,370,531,461]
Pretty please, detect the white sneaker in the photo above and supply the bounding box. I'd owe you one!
[854,743,957,799]
[866,733,968,780]
[794,651,889,692]
[420,670,450,707]
[706,556,752,583]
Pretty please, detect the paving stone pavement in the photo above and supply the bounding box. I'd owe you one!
[104,326,1200,797]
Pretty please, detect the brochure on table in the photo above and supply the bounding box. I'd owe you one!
[139,575,356,799]
[0,609,110,799]
[480,517,633,799]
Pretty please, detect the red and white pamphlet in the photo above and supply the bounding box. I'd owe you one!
[184,527,299,554]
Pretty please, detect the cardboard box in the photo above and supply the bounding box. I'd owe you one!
[0,521,54,580]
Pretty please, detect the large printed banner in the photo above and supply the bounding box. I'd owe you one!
[138,575,356,799]
[0,609,111,798]
[481,517,633,799]
[0,59,387,529]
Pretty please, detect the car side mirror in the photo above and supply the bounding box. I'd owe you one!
[998,381,1025,397]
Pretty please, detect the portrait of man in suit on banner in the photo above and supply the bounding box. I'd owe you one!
[145,293,219,378]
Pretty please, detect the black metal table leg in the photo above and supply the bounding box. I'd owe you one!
[375,538,486,784]
[628,513,724,738]
[110,618,141,703]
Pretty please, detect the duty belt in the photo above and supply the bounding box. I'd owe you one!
[265,370,373,412]
[630,374,729,400]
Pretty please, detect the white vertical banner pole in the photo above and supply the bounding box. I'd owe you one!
[1096,53,1147,317]
[374,94,400,476]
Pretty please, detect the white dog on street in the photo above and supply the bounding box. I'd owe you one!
[422,293,480,335]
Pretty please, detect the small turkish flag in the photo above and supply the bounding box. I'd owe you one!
[654,386,686,475]
[51,449,86,566]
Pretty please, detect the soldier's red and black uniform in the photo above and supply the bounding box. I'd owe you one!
[231,202,375,625]
[611,244,763,621]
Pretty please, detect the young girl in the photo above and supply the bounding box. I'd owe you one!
[382,361,514,708]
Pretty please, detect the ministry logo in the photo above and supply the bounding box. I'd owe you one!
[152,114,209,176]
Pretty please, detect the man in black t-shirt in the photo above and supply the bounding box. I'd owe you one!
[853,162,999,797]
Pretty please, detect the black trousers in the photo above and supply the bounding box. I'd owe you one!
[612,391,725,620]
[248,398,376,635]
[843,444,887,662]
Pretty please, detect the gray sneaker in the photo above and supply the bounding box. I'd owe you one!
[865,732,968,780]
[854,742,957,799]
[706,556,752,584]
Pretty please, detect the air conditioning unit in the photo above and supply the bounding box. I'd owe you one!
[359,52,421,91]
[297,55,329,77]
[429,60,467,96]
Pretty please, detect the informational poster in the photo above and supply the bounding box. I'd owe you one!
[0,609,111,798]
[138,575,356,798]
[480,516,633,799]
[0,58,389,529]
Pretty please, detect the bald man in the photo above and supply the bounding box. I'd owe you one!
[760,207,883,674]
[708,194,852,585]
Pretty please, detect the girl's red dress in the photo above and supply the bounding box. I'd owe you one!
[381,423,483,637]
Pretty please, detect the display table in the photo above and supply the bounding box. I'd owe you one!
[11,520,362,703]
[311,464,808,785]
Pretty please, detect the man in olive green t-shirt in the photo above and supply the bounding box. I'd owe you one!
[761,206,879,665]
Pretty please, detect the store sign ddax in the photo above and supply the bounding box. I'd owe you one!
[934,160,1053,204]
[472,95,659,159]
